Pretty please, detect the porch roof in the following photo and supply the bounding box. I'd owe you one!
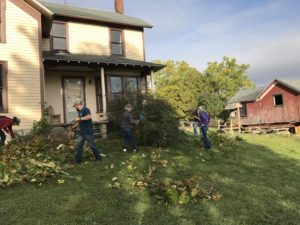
[42,51,165,72]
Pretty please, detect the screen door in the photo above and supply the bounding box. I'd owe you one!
[63,78,85,123]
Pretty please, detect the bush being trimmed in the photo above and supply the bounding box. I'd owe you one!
[107,95,180,147]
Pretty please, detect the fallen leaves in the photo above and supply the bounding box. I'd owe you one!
[108,177,121,189]
[133,176,222,205]
[57,179,65,184]
[0,134,76,187]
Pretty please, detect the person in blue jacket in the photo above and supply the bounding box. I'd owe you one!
[121,103,139,153]
[73,101,102,163]
[199,106,211,149]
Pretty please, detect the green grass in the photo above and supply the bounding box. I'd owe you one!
[0,133,300,225]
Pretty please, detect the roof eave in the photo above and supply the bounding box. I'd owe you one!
[53,13,153,28]
[274,79,300,94]
[24,0,53,17]
[42,52,164,71]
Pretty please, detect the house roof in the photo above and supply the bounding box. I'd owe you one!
[275,79,300,93]
[37,0,153,28]
[42,51,165,71]
[228,87,265,104]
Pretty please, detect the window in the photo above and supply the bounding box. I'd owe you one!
[95,77,103,112]
[273,94,283,106]
[108,76,138,101]
[0,0,6,43]
[51,22,67,51]
[125,77,138,99]
[240,104,247,117]
[111,30,123,55]
[110,77,123,100]
[0,62,8,112]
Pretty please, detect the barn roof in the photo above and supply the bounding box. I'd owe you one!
[275,79,300,93]
[228,87,265,104]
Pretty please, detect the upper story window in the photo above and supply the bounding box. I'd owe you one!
[273,94,283,107]
[111,29,123,56]
[0,0,6,43]
[0,62,8,112]
[51,22,67,51]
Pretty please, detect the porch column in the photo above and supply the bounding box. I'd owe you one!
[101,67,107,115]
[150,70,155,93]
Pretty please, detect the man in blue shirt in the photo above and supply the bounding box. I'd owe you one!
[199,106,212,149]
[73,101,102,163]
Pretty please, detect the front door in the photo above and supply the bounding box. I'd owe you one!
[63,78,85,123]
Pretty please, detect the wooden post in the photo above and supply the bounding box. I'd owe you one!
[218,119,221,130]
[100,67,107,115]
[237,107,241,134]
[150,70,155,93]
[230,119,233,133]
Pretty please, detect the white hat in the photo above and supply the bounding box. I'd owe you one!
[199,106,205,111]
[73,100,83,106]
[124,103,133,110]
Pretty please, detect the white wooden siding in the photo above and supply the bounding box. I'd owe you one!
[0,0,42,131]
[68,22,110,55]
[124,29,144,61]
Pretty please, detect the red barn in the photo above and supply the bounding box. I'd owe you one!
[226,79,300,133]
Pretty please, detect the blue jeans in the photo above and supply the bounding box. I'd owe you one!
[122,127,136,150]
[201,126,211,149]
[75,134,101,163]
[193,121,200,136]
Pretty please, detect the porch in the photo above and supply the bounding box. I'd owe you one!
[42,51,164,137]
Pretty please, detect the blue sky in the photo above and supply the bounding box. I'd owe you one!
[47,0,300,85]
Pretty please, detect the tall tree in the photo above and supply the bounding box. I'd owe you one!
[199,57,255,118]
[154,60,203,119]
[153,57,255,120]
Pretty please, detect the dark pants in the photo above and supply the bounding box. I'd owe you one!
[75,134,101,163]
[201,126,211,149]
[122,127,136,150]
[0,129,6,146]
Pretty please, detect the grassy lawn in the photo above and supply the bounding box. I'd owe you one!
[0,133,300,225]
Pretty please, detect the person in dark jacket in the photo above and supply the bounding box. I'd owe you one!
[73,101,102,163]
[121,104,139,153]
[0,116,20,146]
[199,106,211,149]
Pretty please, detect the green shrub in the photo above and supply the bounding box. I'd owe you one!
[107,95,179,147]
[208,130,245,146]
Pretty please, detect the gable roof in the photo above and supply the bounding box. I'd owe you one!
[37,0,153,28]
[227,79,300,108]
[275,79,300,93]
[228,87,265,104]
